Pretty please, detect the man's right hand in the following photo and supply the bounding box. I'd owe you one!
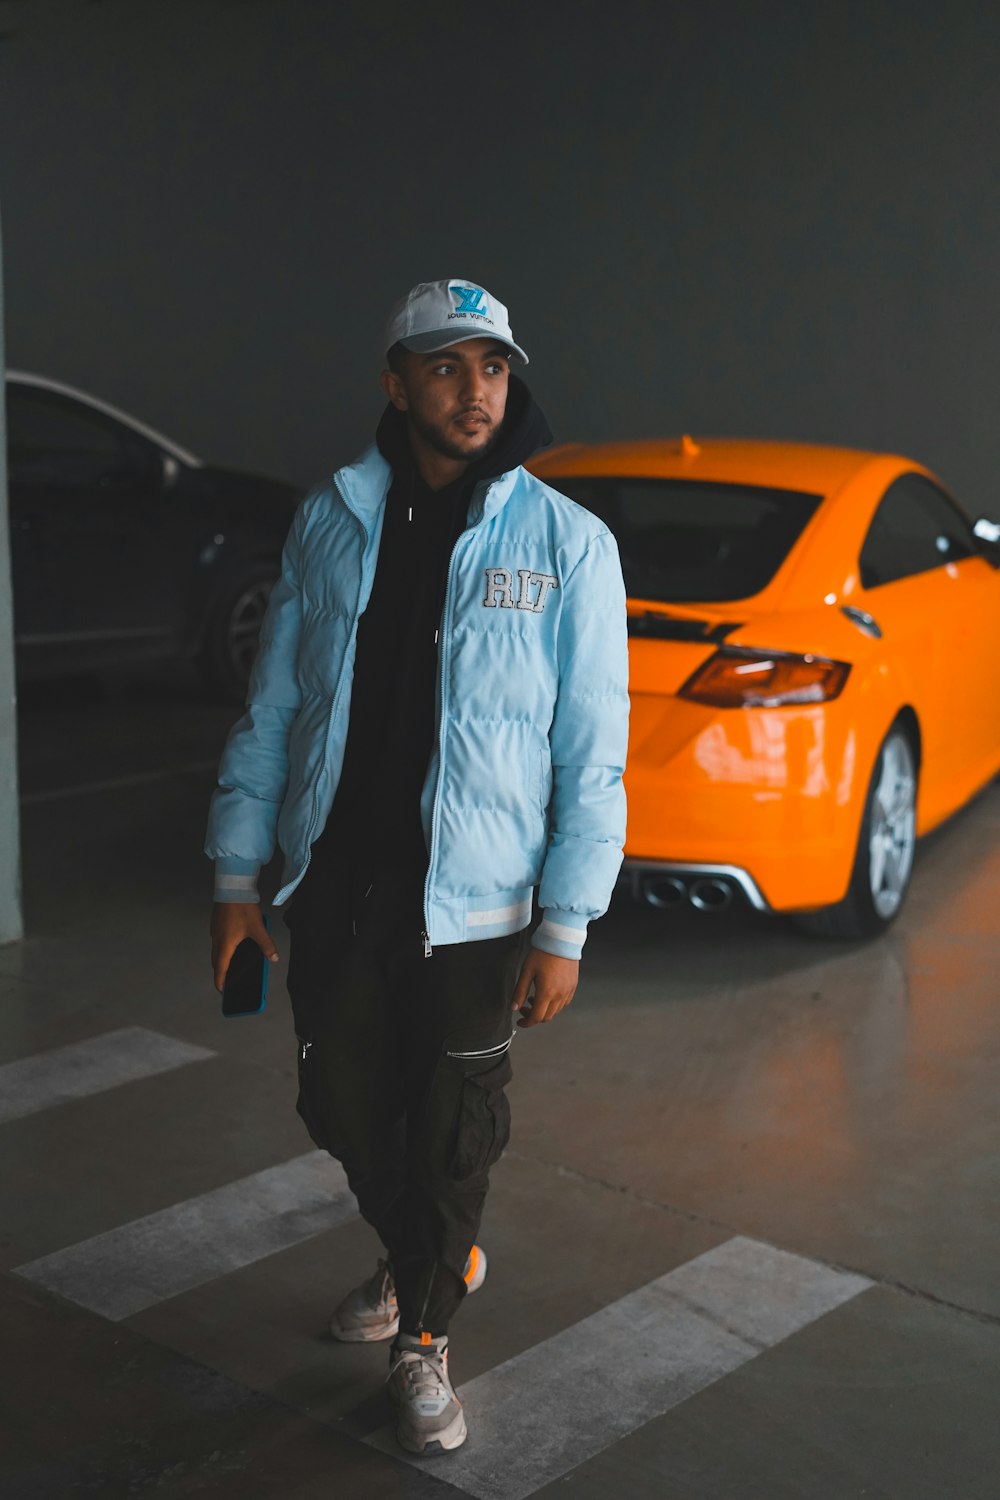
[211,902,280,993]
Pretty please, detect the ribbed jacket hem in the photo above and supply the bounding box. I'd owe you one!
[214,857,261,904]
[531,911,588,961]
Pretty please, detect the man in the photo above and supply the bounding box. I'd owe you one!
[207,279,628,1455]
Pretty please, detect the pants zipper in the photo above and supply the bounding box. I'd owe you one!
[416,1261,438,1334]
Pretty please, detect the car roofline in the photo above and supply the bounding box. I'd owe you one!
[7,369,204,468]
[530,436,900,498]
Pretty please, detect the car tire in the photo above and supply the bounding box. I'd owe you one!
[200,562,277,700]
[793,721,918,940]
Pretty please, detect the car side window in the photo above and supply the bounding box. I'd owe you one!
[860,473,977,589]
[6,386,150,488]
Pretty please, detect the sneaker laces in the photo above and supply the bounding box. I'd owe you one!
[388,1345,452,1404]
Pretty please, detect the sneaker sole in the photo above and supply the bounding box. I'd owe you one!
[395,1407,468,1454]
[328,1313,400,1343]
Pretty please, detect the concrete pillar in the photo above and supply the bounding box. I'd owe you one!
[0,211,24,944]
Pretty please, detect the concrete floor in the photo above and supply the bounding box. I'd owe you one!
[2,669,999,1498]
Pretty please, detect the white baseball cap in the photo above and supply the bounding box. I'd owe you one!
[384,279,529,364]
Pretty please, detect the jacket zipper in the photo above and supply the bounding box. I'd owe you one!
[305,517,367,865]
[292,487,381,898]
[421,521,474,958]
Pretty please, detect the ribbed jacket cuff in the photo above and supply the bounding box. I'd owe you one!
[531,911,588,961]
[214,857,261,905]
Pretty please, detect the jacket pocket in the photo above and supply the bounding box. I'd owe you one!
[450,1054,513,1183]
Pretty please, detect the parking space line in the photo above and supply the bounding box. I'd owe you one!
[0,1026,215,1125]
[366,1236,872,1499]
[14,1150,355,1321]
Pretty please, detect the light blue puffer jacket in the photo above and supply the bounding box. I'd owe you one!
[205,443,629,960]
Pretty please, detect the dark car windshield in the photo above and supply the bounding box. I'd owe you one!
[545,477,823,603]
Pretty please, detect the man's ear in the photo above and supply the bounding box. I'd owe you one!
[380,368,408,411]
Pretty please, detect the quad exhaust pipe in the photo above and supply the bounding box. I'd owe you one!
[641,874,735,913]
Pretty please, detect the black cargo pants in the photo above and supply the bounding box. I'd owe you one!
[285,874,528,1337]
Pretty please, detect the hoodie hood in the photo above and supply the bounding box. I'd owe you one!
[374,373,552,487]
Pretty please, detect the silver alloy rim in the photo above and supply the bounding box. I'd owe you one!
[868,731,917,920]
[226,579,273,681]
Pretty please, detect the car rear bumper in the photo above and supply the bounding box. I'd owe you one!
[623,695,872,911]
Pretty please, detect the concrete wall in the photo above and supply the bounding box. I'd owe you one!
[1,0,999,512]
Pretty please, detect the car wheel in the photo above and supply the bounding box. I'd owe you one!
[201,563,277,700]
[794,722,917,940]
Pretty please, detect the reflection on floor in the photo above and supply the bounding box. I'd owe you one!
[3,675,1000,1497]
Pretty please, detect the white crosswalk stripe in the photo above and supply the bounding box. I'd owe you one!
[365,1236,872,1499]
[14,1150,355,1320]
[0,1025,215,1124]
[6,1028,875,1498]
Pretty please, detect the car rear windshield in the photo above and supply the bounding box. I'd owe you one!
[544,477,823,603]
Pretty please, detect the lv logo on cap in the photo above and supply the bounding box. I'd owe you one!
[452,285,488,315]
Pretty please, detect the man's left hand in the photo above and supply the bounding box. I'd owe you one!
[512,949,580,1028]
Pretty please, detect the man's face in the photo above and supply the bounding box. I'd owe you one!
[381,338,511,465]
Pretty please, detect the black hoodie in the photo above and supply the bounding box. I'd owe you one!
[300,376,552,915]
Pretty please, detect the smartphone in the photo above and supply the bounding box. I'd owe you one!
[221,916,270,1018]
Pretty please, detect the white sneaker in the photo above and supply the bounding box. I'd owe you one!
[463,1243,487,1295]
[329,1258,398,1343]
[329,1247,487,1343]
[387,1332,467,1454]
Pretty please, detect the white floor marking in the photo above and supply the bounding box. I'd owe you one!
[0,1026,215,1125]
[15,1151,355,1320]
[366,1236,872,1499]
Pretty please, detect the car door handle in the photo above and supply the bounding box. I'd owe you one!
[841,606,882,640]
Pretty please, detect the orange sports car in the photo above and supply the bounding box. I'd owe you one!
[529,438,1000,937]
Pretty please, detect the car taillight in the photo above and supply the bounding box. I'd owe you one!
[678,647,850,708]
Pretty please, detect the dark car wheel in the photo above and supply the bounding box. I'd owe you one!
[794,722,918,940]
[201,563,277,700]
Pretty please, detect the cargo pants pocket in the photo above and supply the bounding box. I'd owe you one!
[449,1053,514,1183]
[295,1035,333,1154]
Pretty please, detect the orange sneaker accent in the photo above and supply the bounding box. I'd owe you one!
[420,1331,432,1347]
[464,1245,480,1286]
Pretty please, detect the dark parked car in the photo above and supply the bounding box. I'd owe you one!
[4,371,301,697]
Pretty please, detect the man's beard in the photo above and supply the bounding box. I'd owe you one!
[409,408,500,464]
